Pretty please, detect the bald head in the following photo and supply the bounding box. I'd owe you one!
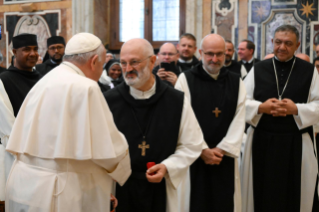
[158,42,178,63]
[296,53,310,62]
[199,34,226,74]
[200,34,226,50]
[121,38,154,58]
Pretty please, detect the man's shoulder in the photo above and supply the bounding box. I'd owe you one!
[152,65,160,74]
[103,84,122,101]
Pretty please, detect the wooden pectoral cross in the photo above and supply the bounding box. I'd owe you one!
[213,107,221,118]
[138,141,149,156]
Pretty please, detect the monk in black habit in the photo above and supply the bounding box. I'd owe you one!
[175,34,245,212]
[35,36,65,76]
[242,25,319,212]
[224,40,243,78]
[1,34,42,116]
[104,38,203,212]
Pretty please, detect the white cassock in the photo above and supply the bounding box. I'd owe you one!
[5,62,131,212]
[175,72,246,212]
[0,80,15,201]
[126,82,204,212]
[241,67,319,212]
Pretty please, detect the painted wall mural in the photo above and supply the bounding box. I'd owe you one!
[248,0,318,61]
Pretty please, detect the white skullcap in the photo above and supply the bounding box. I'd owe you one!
[65,32,102,55]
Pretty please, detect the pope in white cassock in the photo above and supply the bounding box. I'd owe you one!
[175,34,245,212]
[241,25,319,212]
[103,38,203,212]
[5,33,131,212]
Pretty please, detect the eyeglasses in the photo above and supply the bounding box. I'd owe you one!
[48,46,64,51]
[120,56,152,68]
[202,50,225,58]
[159,53,177,56]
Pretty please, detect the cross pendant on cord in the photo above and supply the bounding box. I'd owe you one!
[138,141,149,156]
[213,107,221,118]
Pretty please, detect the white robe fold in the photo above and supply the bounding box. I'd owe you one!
[0,80,16,201]
[175,72,246,212]
[241,67,319,212]
[5,62,131,211]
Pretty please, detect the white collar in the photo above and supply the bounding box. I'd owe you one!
[242,57,254,64]
[202,65,220,80]
[62,61,86,77]
[178,58,193,63]
[274,56,294,62]
[130,80,156,100]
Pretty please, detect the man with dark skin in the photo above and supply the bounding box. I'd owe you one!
[242,25,319,212]
[35,36,65,76]
[0,33,42,203]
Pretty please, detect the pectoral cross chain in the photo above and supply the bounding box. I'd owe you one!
[213,107,221,118]
[138,141,150,156]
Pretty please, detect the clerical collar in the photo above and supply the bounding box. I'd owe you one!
[50,59,57,65]
[202,65,220,80]
[179,58,193,63]
[62,61,86,77]
[242,57,254,64]
[130,80,156,100]
[274,56,294,63]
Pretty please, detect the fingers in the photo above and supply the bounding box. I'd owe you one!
[213,150,224,158]
[147,164,161,175]
[146,171,164,183]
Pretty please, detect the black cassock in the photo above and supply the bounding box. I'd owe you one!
[177,56,200,72]
[252,57,318,212]
[225,60,242,78]
[104,76,184,212]
[0,66,42,116]
[35,59,59,76]
[184,63,240,212]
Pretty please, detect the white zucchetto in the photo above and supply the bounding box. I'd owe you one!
[65,32,102,55]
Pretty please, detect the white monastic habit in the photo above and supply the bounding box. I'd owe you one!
[175,69,246,212]
[5,61,131,211]
[124,80,204,212]
[241,67,319,212]
[0,81,15,201]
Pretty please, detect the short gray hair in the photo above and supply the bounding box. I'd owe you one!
[63,44,105,64]
[274,25,300,42]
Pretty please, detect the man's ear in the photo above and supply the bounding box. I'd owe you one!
[12,49,17,55]
[90,54,99,70]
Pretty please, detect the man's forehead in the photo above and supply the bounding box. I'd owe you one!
[49,43,64,47]
[226,42,234,49]
[274,31,297,40]
[180,38,195,45]
[238,42,247,48]
[160,44,177,53]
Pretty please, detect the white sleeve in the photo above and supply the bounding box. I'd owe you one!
[161,96,204,189]
[0,80,15,147]
[244,68,263,127]
[216,79,246,158]
[293,68,319,129]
